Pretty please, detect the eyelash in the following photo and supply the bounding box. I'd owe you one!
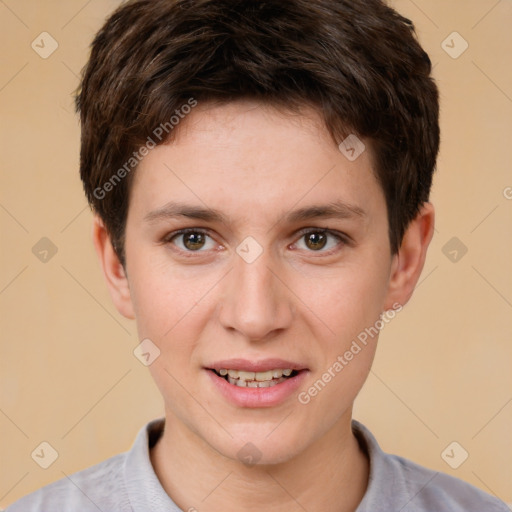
[164,227,349,256]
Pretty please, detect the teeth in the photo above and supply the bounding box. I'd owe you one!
[238,371,256,380]
[227,375,288,388]
[256,380,275,388]
[255,371,273,381]
[218,368,296,386]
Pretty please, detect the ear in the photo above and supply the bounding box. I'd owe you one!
[383,202,435,310]
[92,215,135,320]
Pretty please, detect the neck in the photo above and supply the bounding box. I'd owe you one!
[150,411,369,512]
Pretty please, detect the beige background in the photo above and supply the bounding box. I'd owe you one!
[1,0,511,508]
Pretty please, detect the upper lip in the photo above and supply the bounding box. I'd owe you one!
[206,358,308,372]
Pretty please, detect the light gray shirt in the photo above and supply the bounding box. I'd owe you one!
[6,418,509,511]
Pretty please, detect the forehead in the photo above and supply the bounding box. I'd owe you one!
[129,101,384,225]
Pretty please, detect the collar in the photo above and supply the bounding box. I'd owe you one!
[122,417,425,512]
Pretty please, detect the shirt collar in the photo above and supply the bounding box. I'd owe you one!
[123,418,181,511]
[123,417,410,512]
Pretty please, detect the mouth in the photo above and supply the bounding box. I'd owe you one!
[210,368,301,388]
[204,358,309,407]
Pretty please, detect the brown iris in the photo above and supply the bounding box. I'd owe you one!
[304,232,327,251]
[183,232,206,250]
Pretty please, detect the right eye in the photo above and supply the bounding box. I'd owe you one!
[166,228,217,252]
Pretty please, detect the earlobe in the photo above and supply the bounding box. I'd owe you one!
[91,216,135,320]
[383,202,435,310]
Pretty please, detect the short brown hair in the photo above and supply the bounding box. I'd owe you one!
[76,0,439,266]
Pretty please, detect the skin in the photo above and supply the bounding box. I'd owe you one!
[93,101,434,512]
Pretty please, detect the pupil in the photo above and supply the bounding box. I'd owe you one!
[306,232,326,250]
[184,232,205,250]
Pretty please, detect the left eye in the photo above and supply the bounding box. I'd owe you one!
[294,230,344,252]
[169,229,216,251]
[165,228,346,254]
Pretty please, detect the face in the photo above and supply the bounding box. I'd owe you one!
[121,101,398,464]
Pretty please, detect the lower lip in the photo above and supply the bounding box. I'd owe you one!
[206,369,309,408]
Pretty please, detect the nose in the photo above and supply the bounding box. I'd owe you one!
[218,248,294,341]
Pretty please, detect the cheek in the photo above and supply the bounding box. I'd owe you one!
[127,260,224,393]
[294,259,390,343]
[295,266,386,421]
[128,254,209,337]
[132,270,208,412]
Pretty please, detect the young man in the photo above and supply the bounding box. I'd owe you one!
[7,0,509,510]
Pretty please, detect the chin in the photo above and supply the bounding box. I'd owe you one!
[215,428,307,467]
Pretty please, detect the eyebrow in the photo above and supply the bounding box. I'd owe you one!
[286,201,366,223]
[144,202,229,224]
[143,200,366,225]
